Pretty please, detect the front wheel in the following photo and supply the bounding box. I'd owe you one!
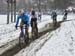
[19,36,26,48]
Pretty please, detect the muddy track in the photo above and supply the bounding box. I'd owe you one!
[0,22,61,56]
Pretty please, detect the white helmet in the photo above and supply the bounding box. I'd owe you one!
[18,9,24,15]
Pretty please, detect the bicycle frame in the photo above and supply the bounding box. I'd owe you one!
[18,25,29,48]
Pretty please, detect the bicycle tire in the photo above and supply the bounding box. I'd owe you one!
[19,36,26,48]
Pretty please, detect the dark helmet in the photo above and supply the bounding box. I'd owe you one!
[65,9,67,12]
[31,10,35,15]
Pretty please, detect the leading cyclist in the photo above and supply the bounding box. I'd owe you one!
[15,9,30,43]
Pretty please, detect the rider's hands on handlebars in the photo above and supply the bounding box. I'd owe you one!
[15,25,18,30]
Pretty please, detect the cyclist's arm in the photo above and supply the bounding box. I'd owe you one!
[16,16,21,26]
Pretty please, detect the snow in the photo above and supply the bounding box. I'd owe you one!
[0,23,20,46]
[0,15,15,25]
[14,13,75,56]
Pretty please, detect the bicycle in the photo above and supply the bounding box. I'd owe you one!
[18,25,29,48]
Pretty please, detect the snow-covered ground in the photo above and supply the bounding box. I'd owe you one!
[14,14,75,56]
[36,21,75,56]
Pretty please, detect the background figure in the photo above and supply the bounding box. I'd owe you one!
[38,12,42,22]
[51,10,57,27]
[63,9,68,21]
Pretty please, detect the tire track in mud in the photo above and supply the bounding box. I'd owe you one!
[0,22,61,56]
[24,33,53,56]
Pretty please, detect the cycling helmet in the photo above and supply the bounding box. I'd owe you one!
[18,9,24,15]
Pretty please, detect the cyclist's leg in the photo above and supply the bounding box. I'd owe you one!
[34,19,38,38]
[25,27,29,38]
[31,19,33,28]
[34,18,38,31]
[31,19,34,34]
[19,20,24,37]
[65,15,67,20]
[53,17,54,24]
[63,15,67,21]
[53,17,56,27]
[25,21,29,41]
[39,15,41,21]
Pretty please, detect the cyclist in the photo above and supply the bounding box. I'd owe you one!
[63,9,68,21]
[31,10,38,38]
[15,9,30,44]
[51,10,57,27]
[38,12,41,22]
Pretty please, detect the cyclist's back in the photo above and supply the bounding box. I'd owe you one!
[64,10,68,16]
[31,10,37,27]
[16,12,29,27]
[52,11,57,18]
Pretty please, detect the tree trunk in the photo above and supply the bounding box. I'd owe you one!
[14,0,16,22]
[11,0,13,23]
[7,0,10,24]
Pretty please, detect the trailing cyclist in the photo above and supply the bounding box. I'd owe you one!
[63,9,68,21]
[15,9,30,44]
[38,12,41,22]
[31,10,38,40]
[51,10,57,27]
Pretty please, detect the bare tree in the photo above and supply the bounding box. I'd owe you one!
[7,0,10,24]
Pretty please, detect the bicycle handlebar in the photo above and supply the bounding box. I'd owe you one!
[17,26,26,29]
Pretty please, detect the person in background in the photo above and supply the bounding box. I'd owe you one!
[51,10,57,27]
[63,9,68,21]
[38,12,42,22]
